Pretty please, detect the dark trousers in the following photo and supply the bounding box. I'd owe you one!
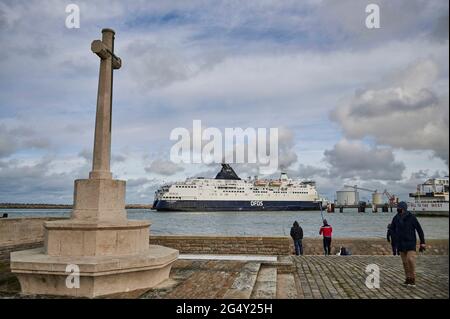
[294,239,303,256]
[391,243,400,256]
[323,237,332,255]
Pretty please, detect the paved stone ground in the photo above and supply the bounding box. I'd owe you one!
[140,260,244,299]
[291,256,448,299]
[136,255,449,299]
[0,256,447,299]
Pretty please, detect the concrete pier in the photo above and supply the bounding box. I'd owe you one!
[332,204,396,213]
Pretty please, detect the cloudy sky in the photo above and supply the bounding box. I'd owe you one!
[0,0,448,204]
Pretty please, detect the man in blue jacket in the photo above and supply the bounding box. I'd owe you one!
[290,221,304,255]
[390,201,426,287]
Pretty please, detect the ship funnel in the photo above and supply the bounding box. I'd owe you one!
[280,172,288,180]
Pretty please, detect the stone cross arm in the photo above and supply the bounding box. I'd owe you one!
[91,40,122,70]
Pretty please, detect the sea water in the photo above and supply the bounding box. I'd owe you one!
[2,208,448,239]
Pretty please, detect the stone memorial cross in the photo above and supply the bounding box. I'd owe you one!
[10,29,178,298]
[89,28,122,180]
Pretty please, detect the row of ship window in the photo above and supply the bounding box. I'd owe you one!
[221,190,245,193]
[165,192,309,198]
[188,190,310,194]
[174,185,309,190]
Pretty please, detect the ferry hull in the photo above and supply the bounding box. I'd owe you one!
[411,211,449,217]
[408,202,449,217]
[154,200,321,212]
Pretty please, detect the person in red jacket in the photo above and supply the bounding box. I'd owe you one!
[319,219,333,255]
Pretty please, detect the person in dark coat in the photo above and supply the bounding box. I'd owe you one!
[290,221,304,255]
[387,223,399,256]
[390,201,426,287]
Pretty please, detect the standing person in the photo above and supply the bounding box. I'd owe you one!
[387,223,399,256]
[390,202,426,287]
[290,221,304,256]
[319,219,333,255]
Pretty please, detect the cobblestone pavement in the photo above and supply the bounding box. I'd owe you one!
[141,255,448,299]
[1,256,448,299]
[291,256,448,299]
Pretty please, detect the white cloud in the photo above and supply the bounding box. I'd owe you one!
[277,128,298,170]
[332,59,449,164]
[297,164,329,179]
[323,139,405,181]
[0,124,51,158]
[0,127,17,158]
[0,157,80,203]
[145,159,184,176]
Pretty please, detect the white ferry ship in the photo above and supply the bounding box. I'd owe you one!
[153,164,323,211]
[408,177,449,216]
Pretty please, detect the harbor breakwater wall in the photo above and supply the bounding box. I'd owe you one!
[0,217,65,262]
[0,218,448,262]
[148,235,449,256]
[149,235,292,255]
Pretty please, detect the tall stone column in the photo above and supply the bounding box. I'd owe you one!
[10,29,178,298]
[71,28,124,222]
[90,28,119,180]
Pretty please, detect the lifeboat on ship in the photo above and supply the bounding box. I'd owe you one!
[254,180,267,187]
[269,180,282,187]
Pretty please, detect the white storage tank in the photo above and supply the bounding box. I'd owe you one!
[336,190,359,205]
[372,192,383,205]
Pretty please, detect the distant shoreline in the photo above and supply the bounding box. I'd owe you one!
[0,203,153,209]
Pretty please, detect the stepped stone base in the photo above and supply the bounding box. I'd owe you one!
[44,220,151,257]
[9,177,179,297]
[71,178,127,222]
[10,245,178,298]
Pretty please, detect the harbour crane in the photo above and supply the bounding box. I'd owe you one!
[343,185,377,193]
[382,189,398,206]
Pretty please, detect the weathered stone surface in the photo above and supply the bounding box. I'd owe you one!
[71,179,127,222]
[89,29,117,180]
[250,266,277,299]
[277,273,298,299]
[44,220,151,257]
[0,218,64,246]
[1,256,448,299]
[149,235,291,255]
[223,262,260,299]
[10,245,178,298]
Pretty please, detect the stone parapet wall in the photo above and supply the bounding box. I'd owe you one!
[0,242,43,263]
[0,218,66,262]
[149,235,291,255]
[149,235,449,256]
[0,217,65,246]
